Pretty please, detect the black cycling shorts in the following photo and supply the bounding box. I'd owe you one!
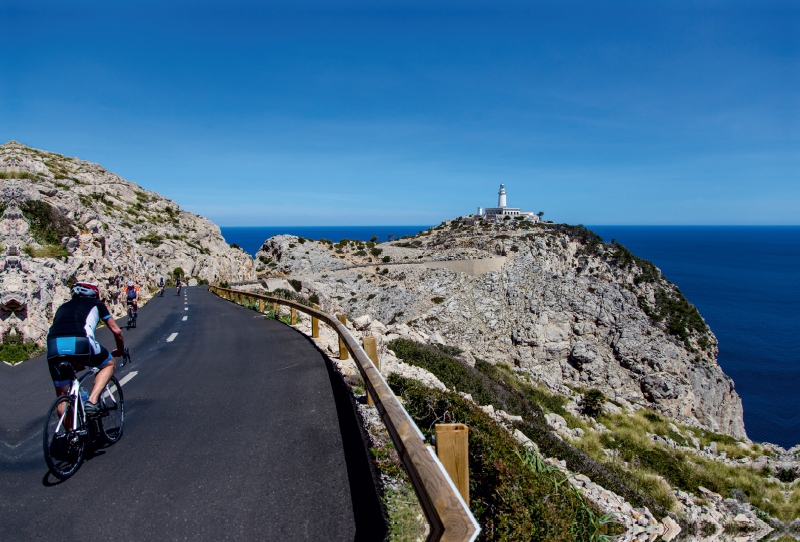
[47,337,112,387]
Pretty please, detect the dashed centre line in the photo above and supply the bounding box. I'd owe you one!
[184,307,188,311]
[182,316,188,321]
[118,371,138,386]
[167,333,178,342]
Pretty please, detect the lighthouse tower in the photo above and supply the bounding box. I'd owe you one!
[498,184,507,208]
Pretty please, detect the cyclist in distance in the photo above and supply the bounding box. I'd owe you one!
[123,281,139,317]
[46,282,124,416]
[158,277,165,297]
[175,276,182,295]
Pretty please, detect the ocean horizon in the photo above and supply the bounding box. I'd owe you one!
[221,224,800,447]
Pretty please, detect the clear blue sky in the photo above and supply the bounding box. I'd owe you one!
[2,1,798,225]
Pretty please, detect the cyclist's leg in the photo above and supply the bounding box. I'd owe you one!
[46,346,75,421]
[85,348,116,404]
[88,362,115,404]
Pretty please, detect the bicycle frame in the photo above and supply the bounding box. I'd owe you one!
[54,367,118,435]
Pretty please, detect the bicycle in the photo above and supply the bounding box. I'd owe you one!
[126,301,137,329]
[42,361,125,480]
[159,284,165,297]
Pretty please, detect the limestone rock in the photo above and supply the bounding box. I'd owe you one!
[261,219,747,438]
[0,142,255,350]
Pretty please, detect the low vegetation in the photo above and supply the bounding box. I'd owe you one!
[0,337,44,364]
[389,375,620,541]
[20,200,73,246]
[387,339,663,514]
[388,339,799,527]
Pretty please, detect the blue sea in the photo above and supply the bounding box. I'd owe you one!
[221,225,800,447]
[220,226,432,256]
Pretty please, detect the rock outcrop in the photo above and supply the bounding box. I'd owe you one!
[0,141,254,349]
[254,220,746,439]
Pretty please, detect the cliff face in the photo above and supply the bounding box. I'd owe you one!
[257,221,746,439]
[0,141,255,349]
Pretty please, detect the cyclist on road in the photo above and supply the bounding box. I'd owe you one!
[46,282,125,416]
[123,281,139,317]
[175,277,182,295]
[159,277,165,297]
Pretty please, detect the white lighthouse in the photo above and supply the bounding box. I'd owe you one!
[475,183,540,223]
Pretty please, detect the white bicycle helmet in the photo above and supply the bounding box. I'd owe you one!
[71,282,99,297]
[127,281,135,287]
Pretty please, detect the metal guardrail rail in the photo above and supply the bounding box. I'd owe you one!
[209,285,480,542]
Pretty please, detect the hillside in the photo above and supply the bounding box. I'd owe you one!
[242,223,800,538]
[0,141,254,358]
[254,219,745,439]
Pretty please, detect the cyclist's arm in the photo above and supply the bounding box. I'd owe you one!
[105,317,125,357]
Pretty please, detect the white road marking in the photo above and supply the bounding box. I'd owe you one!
[167,333,178,342]
[184,307,188,311]
[118,371,138,386]
[182,316,188,321]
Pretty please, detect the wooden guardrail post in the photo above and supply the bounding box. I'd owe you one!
[259,298,264,313]
[272,301,278,318]
[435,424,470,507]
[311,304,319,338]
[337,315,349,360]
[363,337,379,406]
[291,307,297,325]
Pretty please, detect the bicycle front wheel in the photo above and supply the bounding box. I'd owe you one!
[43,395,85,480]
[99,376,124,444]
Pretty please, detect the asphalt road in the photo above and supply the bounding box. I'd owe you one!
[0,287,385,541]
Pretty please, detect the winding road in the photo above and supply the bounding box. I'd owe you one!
[0,287,385,541]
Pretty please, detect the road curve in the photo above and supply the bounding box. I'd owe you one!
[0,287,385,541]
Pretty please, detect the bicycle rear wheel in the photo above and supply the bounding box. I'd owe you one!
[43,395,85,480]
[99,376,124,444]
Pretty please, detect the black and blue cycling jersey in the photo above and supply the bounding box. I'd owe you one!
[46,297,114,386]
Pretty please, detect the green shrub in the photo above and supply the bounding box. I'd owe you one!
[388,375,619,541]
[387,339,665,517]
[371,247,383,257]
[229,243,242,250]
[289,279,302,292]
[20,200,73,245]
[638,286,708,347]
[354,250,367,257]
[137,232,164,246]
[580,389,606,417]
[172,267,184,279]
[270,288,312,307]
[308,293,319,305]
[382,255,391,263]
[431,296,445,304]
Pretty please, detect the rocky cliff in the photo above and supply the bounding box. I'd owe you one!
[0,141,255,351]
[255,219,746,439]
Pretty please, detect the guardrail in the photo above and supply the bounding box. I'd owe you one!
[209,285,480,542]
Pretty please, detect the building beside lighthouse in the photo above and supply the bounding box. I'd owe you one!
[473,184,539,223]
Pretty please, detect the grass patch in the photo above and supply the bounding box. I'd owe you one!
[23,244,68,258]
[590,409,793,520]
